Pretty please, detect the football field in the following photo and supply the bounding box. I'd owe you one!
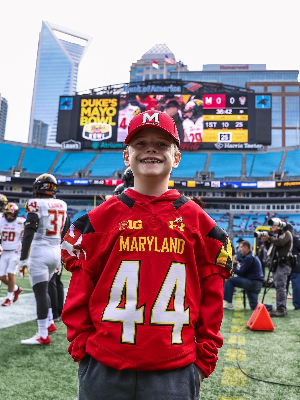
[0,272,299,400]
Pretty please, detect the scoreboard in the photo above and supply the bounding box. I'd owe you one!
[203,94,248,143]
[56,83,272,151]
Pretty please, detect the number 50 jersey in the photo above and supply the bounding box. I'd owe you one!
[26,198,67,247]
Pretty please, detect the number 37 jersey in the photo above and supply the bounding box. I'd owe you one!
[26,198,67,247]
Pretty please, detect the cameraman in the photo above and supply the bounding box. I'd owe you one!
[223,241,264,310]
[286,225,300,310]
[262,219,293,317]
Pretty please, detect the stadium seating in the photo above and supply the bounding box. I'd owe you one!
[0,143,22,172]
[207,212,230,230]
[21,147,59,174]
[246,214,267,231]
[247,152,283,178]
[89,152,125,177]
[53,152,98,176]
[171,153,207,178]
[282,149,300,177]
[208,154,242,178]
[232,214,250,232]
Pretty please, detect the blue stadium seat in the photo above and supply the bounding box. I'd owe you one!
[53,152,98,176]
[282,149,300,177]
[232,214,249,232]
[21,147,59,174]
[0,143,22,172]
[89,153,125,177]
[208,154,242,178]
[207,212,230,231]
[245,154,254,177]
[171,153,207,178]
[249,152,283,178]
[247,214,266,231]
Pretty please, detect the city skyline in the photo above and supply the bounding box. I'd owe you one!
[0,0,299,144]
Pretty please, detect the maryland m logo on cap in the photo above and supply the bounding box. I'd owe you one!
[125,110,180,145]
[142,112,160,124]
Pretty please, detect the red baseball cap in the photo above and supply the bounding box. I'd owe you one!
[125,110,180,145]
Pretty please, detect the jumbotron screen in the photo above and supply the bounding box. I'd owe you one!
[57,85,271,150]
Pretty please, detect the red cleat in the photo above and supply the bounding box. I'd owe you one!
[48,323,57,334]
[13,286,23,302]
[2,298,11,307]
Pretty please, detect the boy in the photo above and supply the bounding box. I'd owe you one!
[62,110,232,400]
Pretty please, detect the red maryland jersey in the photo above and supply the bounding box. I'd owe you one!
[61,189,232,377]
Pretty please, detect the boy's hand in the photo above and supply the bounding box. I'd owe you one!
[195,365,205,386]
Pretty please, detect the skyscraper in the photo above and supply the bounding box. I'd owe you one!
[0,94,8,140]
[28,21,92,146]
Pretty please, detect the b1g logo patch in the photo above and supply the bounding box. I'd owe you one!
[119,220,143,230]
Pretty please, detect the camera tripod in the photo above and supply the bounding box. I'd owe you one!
[261,245,276,305]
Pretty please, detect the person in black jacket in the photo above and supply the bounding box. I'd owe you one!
[286,224,300,310]
[262,222,293,317]
[224,240,264,310]
[165,100,184,143]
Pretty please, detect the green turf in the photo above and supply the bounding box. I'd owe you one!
[0,279,299,399]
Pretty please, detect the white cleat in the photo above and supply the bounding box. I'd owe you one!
[21,333,51,345]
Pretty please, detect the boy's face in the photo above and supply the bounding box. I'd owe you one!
[123,128,181,180]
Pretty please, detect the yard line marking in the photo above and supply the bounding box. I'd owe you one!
[226,348,246,362]
[232,318,246,324]
[228,335,245,345]
[221,367,247,386]
[231,325,246,333]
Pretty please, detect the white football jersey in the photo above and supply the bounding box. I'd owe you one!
[183,116,203,143]
[0,216,25,251]
[117,104,140,142]
[26,198,67,247]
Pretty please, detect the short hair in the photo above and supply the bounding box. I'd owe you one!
[241,240,251,249]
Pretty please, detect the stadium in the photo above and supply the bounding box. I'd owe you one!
[0,79,300,400]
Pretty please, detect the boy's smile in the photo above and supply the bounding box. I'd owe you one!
[123,128,181,182]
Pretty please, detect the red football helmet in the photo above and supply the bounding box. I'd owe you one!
[4,202,19,222]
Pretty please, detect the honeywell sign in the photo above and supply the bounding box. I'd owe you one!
[220,65,249,70]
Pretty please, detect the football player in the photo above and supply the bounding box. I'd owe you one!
[0,194,8,216]
[182,100,204,143]
[117,94,141,142]
[19,174,68,345]
[0,203,24,306]
[0,194,8,290]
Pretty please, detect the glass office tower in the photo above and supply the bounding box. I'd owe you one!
[0,94,8,140]
[28,21,92,146]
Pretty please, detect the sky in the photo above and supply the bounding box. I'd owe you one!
[0,0,299,143]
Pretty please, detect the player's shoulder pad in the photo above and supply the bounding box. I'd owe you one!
[72,213,95,235]
[24,212,39,231]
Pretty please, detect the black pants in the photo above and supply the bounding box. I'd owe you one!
[78,355,201,400]
[48,272,64,319]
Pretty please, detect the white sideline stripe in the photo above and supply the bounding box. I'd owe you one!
[0,289,68,330]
